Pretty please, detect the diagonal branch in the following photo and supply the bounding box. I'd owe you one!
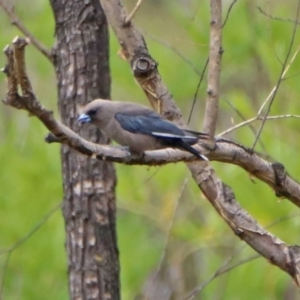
[251,0,300,150]
[0,1,52,60]
[97,0,300,284]
[219,114,300,136]
[3,23,300,289]
[3,46,300,210]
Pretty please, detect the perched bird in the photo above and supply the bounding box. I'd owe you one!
[77,99,208,160]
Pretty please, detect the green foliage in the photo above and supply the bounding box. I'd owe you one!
[1,0,300,299]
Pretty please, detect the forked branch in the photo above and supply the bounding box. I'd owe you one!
[3,29,300,294]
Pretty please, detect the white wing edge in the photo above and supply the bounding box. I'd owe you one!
[151,132,197,140]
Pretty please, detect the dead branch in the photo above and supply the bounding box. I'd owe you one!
[219,114,300,136]
[3,37,300,210]
[258,6,300,25]
[3,11,300,288]
[0,1,52,60]
[252,0,300,150]
[124,0,144,25]
[98,0,183,123]
[3,45,300,209]
[98,0,300,285]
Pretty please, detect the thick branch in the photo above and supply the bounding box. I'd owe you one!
[189,163,300,288]
[97,0,300,285]
[99,0,184,124]
[3,38,300,209]
[3,34,300,288]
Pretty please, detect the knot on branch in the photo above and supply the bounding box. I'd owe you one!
[2,36,34,110]
[131,54,157,78]
[45,133,61,144]
[287,245,300,285]
[272,162,289,198]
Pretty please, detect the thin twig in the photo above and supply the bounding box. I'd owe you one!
[0,1,52,60]
[5,13,300,285]
[151,178,188,287]
[188,59,209,124]
[252,1,300,150]
[224,98,267,152]
[0,202,62,256]
[258,6,300,25]
[146,34,202,76]
[0,252,11,300]
[184,212,300,299]
[4,37,300,210]
[184,245,254,299]
[125,0,143,25]
[219,114,300,137]
[188,0,236,125]
[222,0,238,27]
[257,46,300,116]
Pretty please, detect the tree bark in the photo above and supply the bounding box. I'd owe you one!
[49,0,120,299]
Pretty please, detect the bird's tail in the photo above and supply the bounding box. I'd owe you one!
[178,140,208,161]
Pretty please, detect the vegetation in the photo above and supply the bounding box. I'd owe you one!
[1,0,300,299]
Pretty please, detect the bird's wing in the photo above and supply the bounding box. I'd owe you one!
[115,110,208,160]
[115,110,195,140]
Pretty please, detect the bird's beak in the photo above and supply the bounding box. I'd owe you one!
[77,113,91,123]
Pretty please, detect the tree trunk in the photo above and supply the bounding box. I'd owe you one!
[50,0,120,299]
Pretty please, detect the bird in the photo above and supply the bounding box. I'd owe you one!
[77,99,209,160]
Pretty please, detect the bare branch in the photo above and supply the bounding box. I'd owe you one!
[219,114,300,136]
[213,138,300,208]
[146,34,202,76]
[202,0,222,136]
[4,14,300,287]
[252,1,300,150]
[188,0,236,125]
[186,213,300,298]
[258,6,300,25]
[222,0,237,27]
[4,39,300,208]
[12,37,33,96]
[188,58,209,124]
[257,46,300,116]
[149,179,188,296]
[124,0,144,25]
[99,0,184,123]
[189,161,300,285]
[97,0,300,283]
[223,98,267,152]
[184,245,254,299]
[0,1,52,60]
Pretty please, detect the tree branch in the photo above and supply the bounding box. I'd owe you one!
[3,30,300,289]
[97,0,300,285]
[202,0,222,136]
[0,1,52,60]
[98,0,184,123]
[251,0,300,150]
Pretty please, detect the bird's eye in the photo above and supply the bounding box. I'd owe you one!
[88,109,97,116]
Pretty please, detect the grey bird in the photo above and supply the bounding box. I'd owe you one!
[77,99,209,160]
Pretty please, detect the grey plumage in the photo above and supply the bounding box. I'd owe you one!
[77,99,209,160]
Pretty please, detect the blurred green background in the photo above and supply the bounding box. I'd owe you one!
[1,0,300,299]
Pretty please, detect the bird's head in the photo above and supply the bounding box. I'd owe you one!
[77,99,113,128]
[77,108,97,124]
